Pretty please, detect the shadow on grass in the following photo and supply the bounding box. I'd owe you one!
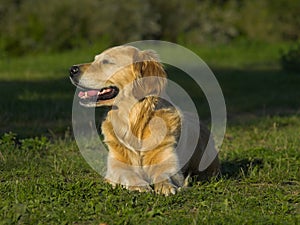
[214,68,300,118]
[0,67,299,137]
[221,158,264,179]
[0,78,74,137]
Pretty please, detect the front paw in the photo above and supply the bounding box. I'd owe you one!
[128,185,152,193]
[105,176,152,193]
[154,181,177,196]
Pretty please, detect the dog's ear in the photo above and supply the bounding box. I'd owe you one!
[132,50,167,100]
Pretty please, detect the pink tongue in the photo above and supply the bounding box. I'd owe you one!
[78,90,99,97]
[87,90,99,96]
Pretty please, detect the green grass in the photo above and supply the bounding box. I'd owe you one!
[0,42,299,224]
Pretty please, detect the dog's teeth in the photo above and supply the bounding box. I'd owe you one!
[80,92,89,99]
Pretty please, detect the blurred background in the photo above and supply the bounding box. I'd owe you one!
[0,0,299,56]
[0,0,300,137]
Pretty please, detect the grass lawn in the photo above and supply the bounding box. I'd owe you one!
[0,42,299,224]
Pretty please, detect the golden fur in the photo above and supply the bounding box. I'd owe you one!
[70,45,220,195]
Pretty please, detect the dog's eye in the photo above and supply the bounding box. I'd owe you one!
[102,59,110,64]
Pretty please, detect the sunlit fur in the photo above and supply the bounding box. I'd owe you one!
[73,46,220,195]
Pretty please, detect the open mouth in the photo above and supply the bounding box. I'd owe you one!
[78,86,119,106]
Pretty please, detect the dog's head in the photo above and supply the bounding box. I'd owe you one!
[70,45,167,107]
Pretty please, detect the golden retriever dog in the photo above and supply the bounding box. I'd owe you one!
[69,45,220,195]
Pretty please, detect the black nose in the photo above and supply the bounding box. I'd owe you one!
[69,65,80,77]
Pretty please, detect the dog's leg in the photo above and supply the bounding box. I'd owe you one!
[145,150,184,196]
[105,154,152,192]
